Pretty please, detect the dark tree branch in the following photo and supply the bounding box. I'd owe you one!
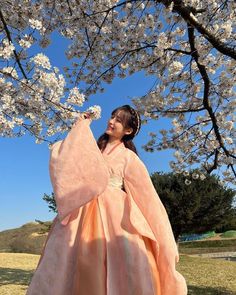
[206,149,219,174]
[171,0,236,60]
[75,9,110,84]
[2,110,52,143]
[0,9,28,80]
[165,47,192,55]
[151,106,205,114]
[66,0,73,16]
[228,164,236,178]
[86,43,159,91]
[187,25,235,176]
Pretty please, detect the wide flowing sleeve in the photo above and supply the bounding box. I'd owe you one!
[123,151,187,295]
[49,118,109,225]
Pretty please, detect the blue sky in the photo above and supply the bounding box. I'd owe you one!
[1,31,234,232]
[0,64,174,231]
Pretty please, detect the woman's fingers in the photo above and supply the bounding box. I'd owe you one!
[84,112,93,121]
[73,112,92,125]
[83,112,90,119]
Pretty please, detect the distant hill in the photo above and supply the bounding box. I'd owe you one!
[0,221,52,255]
[1,221,235,256]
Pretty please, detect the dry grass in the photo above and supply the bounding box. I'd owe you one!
[0,222,48,254]
[1,223,235,294]
[177,255,236,295]
[0,253,39,295]
[0,253,236,295]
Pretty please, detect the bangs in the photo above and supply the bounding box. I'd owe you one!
[111,108,130,128]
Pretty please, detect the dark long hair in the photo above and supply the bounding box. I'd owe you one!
[97,105,141,156]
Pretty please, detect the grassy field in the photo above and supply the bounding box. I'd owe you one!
[179,238,236,255]
[0,253,39,295]
[1,224,235,294]
[178,255,236,295]
[0,252,236,295]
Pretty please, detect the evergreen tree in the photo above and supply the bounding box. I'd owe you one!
[42,172,235,240]
[42,192,58,213]
[151,171,236,241]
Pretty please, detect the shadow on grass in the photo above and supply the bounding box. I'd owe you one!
[188,285,235,295]
[0,267,34,285]
[1,269,234,294]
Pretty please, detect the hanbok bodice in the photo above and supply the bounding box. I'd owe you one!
[107,174,124,190]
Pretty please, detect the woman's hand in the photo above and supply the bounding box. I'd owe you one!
[72,112,92,128]
[81,112,92,120]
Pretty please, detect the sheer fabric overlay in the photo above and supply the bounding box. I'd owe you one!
[26,118,187,295]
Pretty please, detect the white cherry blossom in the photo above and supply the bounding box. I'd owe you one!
[0,0,235,184]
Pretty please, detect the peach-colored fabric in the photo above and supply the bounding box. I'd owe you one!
[26,118,187,295]
[49,118,110,225]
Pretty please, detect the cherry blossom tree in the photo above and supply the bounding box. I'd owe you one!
[0,0,235,184]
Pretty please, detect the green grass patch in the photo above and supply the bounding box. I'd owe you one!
[179,247,236,255]
[179,239,236,255]
[179,238,236,249]
[220,231,236,238]
[0,253,236,295]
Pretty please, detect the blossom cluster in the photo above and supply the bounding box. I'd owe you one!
[67,88,85,106]
[0,39,15,59]
[0,0,235,184]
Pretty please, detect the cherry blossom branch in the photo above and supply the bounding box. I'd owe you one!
[0,9,28,79]
[2,110,52,143]
[171,0,236,60]
[151,106,205,114]
[75,9,111,84]
[187,25,235,176]
[205,149,219,174]
[66,0,73,16]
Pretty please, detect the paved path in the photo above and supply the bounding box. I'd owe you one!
[190,251,236,259]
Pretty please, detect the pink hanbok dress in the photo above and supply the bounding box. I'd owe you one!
[26,117,187,295]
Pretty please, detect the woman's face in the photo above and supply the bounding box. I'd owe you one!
[105,110,133,140]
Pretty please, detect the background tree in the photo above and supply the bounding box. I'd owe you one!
[151,170,236,241]
[42,192,57,214]
[0,0,235,184]
[34,192,57,233]
[42,172,236,239]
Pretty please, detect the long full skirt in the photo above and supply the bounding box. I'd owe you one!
[26,186,161,295]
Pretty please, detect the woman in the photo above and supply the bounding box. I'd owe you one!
[26,105,187,295]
